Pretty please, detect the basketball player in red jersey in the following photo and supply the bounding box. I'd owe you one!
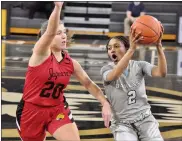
[16,2,111,141]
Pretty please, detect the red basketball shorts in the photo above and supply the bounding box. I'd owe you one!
[16,99,74,141]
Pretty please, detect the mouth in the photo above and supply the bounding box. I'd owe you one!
[62,41,66,44]
[112,54,117,59]
[111,54,118,62]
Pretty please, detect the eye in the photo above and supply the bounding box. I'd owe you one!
[107,46,111,50]
[57,31,62,35]
[114,45,119,48]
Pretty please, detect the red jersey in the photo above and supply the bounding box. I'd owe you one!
[23,52,74,106]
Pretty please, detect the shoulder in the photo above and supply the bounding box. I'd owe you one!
[100,62,114,74]
[139,3,145,9]
[136,60,149,66]
[71,58,82,73]
[129,2,134,6]
[128,60,138,67]
[128,3,134,8]
[101,62,114,70]
[61,51,75,73]
[129,60,146,65]
[63,51,73,64]
[64,51,71,60]
[132,60,153,70]
[140,2,145,6]
[71,58,78,65]
[128,60,145,70]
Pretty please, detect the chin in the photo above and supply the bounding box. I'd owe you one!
[61,46,67,50]
[58,44,65,50]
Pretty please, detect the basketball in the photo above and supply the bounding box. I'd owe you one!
[131,15,162,44]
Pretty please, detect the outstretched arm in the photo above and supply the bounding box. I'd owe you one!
[72,59,111,128]
[152,24,167,77]
[33,2,63,55]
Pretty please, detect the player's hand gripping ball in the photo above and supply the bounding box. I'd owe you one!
[131,15,163,45]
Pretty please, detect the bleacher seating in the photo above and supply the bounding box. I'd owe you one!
[3,1,182,41]
[64,1,112,32]
[110,2,182,35]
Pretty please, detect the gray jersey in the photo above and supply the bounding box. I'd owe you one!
[100,60,155,123]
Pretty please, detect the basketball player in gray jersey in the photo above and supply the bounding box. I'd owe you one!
[100,26,167,141]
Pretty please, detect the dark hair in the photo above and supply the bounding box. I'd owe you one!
[106,36,130,51]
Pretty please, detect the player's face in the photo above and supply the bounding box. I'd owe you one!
[107,38,127,63]
[52,24,67,51]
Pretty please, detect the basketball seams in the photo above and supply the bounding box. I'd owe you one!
[144,36,158,44]
[135,21,160,37]
[132,26,156,38]
[132,15,161,44]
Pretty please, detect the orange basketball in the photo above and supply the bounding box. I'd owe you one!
[131,15,162,44]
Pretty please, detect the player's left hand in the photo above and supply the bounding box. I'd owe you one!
[102,101,112,128]
[156,22,164,48]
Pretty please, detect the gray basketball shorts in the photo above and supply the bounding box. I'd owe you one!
[112,115,164,141]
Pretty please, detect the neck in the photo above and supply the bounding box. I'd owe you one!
[52,50,63,60]
[114,61,118,65]
[134,2,140,6]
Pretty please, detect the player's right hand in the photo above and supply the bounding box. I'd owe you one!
[129,27,143,50]
[54,1,64,7]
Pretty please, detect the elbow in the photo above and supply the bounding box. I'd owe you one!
[152,67,167,77]
[161,70,167,77]
[113,75,120,80]
[161,73,166,77]
[162,68,167,77]
[83,78,92,89]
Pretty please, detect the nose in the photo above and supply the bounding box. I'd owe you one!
[111,47,115,53]
[62,33,67,39]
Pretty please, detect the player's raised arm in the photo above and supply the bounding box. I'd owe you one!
[33,2,63,55]
[105,29,143,82]
[151,24,167,77]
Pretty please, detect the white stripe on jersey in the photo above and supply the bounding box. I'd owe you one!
[69,112,73,120]
[16,117,21,131]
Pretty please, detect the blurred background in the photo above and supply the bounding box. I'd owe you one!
[1,1,182,141]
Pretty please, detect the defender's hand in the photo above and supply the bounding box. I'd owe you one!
[54,1,64,7]
[102,101,112,128]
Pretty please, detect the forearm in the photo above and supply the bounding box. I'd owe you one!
[156,45,167,76]
[46,5,62,35]
[87,82,108,106]
[127,11,133,19]
[86,81,111,128]
[113,48,135,78]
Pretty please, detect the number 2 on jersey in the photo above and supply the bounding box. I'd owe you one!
[127,90,136,105]
[39,81,65,99]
